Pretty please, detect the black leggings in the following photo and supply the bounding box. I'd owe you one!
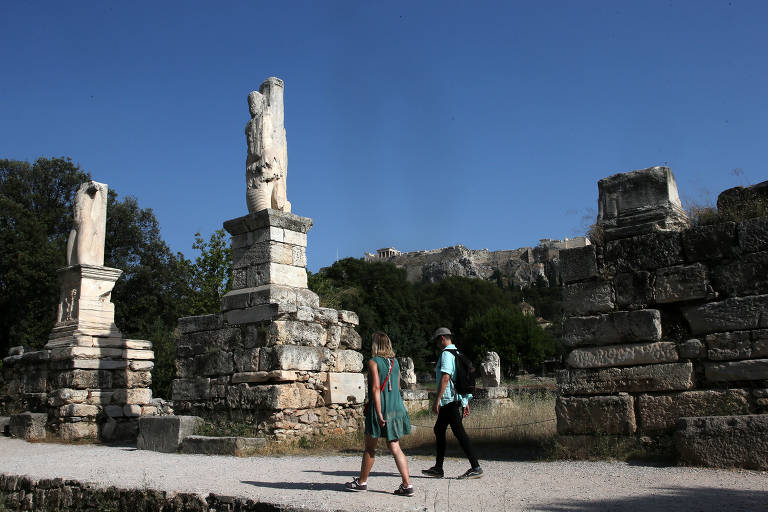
[434,401,479,468]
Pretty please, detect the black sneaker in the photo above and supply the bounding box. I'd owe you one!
[421,466,444,478]
[457,466,483,479]
[394,483,414,497]
[344,477,368,491]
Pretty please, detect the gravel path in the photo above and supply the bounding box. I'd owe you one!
[1,437,766,511]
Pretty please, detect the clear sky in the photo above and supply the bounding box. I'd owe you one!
[2,1,766,271]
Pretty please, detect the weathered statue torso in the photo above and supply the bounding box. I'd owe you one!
[245,77,291,213]
[66,181,108,266]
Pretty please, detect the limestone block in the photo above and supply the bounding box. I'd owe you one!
[112,388,152,405]
[246,262,307,288]
[560,245,599,284]
[605,231,685,272]
[57,404,99,417]
[597,166,688,241]
[9,412,47,441]
[737,216,768,253]
[136,415,204,453]
[681,222,738,262]
[679,339,705,359]
[54,369,108,389]
[653,263,712,304]
[557,362,694,395]
[50,265,123,337]
[326,325,341,350]
[566,341,678,369]
[177,314,224,334]
[398,357,417,389]
[340,326,362,350]
[66,359,127,370]
[85,390,113,405]
[180,436,267,456]
[325,373,365,404]
[130,360,154,371]
[401,389,428,400]
[556,395,636,435]
[683,294,768,336]
[675,414,768,470]
[176,328,242,359]
[194,351,233,377]
[296,306,314,321]
[238,383,318,410]
[704,359,768,382]
[705,330,768,361]
[231,370,298,383]
[233,348,260,372]
[47,388,88,406]
[332,350,364,372]
[562,280,614,315]
[233,240,305,269]
[479,352,501,387]
[260,345,331,372]
[58,422,98,441]
[339,310,360,325]
[224,209,313,237]
[637,390,750,432]
[562,309,662,348]
[105,405,124,417]
[315,307,339,324]
[267,321,326,346]
[50,346,123,360]
[472,387,508,399]
[613,271,654,309]
[123,404,142,417]
[122,370,152,389]
[711,252,768,298]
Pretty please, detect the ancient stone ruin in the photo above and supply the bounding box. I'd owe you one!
[1,181,156,441]
[557,166,768,469]
[170,78,364,442]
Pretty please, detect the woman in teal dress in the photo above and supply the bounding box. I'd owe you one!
[344,332,413,496]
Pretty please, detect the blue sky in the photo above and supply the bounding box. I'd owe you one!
[2,1,766,271]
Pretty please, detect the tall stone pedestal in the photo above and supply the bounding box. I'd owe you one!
[172,209,364,442]
[42,264,154,441]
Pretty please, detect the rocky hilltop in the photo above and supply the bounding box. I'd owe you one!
[365,237,589,288]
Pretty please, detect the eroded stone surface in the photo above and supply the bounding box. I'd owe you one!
[558,362,694,395]
[638,389,751,432]
[566,341,678,369]
[683,295,768,336]
[480,352,501,387]
[676,414,768,470]
[560,245,598,284]
[653,263,712,304]
[562,310,662,347]
[556,395,636,435]
[562,280,614,316]
[704,359,768,382]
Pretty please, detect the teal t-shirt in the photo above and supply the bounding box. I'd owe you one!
[435,344,472,407]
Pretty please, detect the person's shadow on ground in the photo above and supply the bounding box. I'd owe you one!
[241,479,392,495]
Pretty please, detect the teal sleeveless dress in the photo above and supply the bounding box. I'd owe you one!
[364,357,412,441]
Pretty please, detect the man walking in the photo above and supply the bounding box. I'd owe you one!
[422,327,483,479]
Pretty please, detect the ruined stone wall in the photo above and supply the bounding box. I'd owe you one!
[556,168,768,448]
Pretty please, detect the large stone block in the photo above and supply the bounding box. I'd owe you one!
[136,415,204,453]
[653,263,712,304]
[338,310,360,326]
[57,404,99,417]
[339,326,362,350]
[111,388,152,405]
[706,330,768,361]
[562,310,662,348]
[177,314,224,334]
[237,383,318,410]
[558,362,694,395]
[59,422,98,441]
[560,245,598,284]
[233,240,306,269]
[233,348,260,372]
[246,262,308,289]
[556,395,636,435]
[259,345,331,372]
[180,436,266,456]
[675,414,768,470]
[221,285,319,311]
[704,359,768,382]
[224,302,297,324]
[54,369,110,389]
[737,216,768,253]
[194,351,233,377]
[613,271,654,309]
[266,321,326,346]
[325,373,365,404]
[8,412,47,441]
[562,280,614,316]
[566,341,678,369]
[177,328,242,359]
[332,350,364,372]
[597,166,688,241]
[223,209,313,237]
[681,222,738,262]
[605,231,685,272]
[171,378,211,401]
[638,390,750,432]
[711,252,768,298]
[682,295,768,336]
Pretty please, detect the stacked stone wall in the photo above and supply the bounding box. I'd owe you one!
[557,171,768,448]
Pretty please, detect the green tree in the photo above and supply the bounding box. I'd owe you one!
[0,157,90,355]
[184,229,232,316]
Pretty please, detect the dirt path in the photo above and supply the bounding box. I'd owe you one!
[0,437,766,511]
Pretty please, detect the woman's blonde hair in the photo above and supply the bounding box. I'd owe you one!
[371,331,395,358]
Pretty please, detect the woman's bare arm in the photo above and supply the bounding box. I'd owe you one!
[369,359,385,427]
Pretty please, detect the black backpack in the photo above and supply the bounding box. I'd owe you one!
[444,348,477,395]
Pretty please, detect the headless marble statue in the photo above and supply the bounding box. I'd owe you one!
[66,181,108,266]
[245,77,291,213]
